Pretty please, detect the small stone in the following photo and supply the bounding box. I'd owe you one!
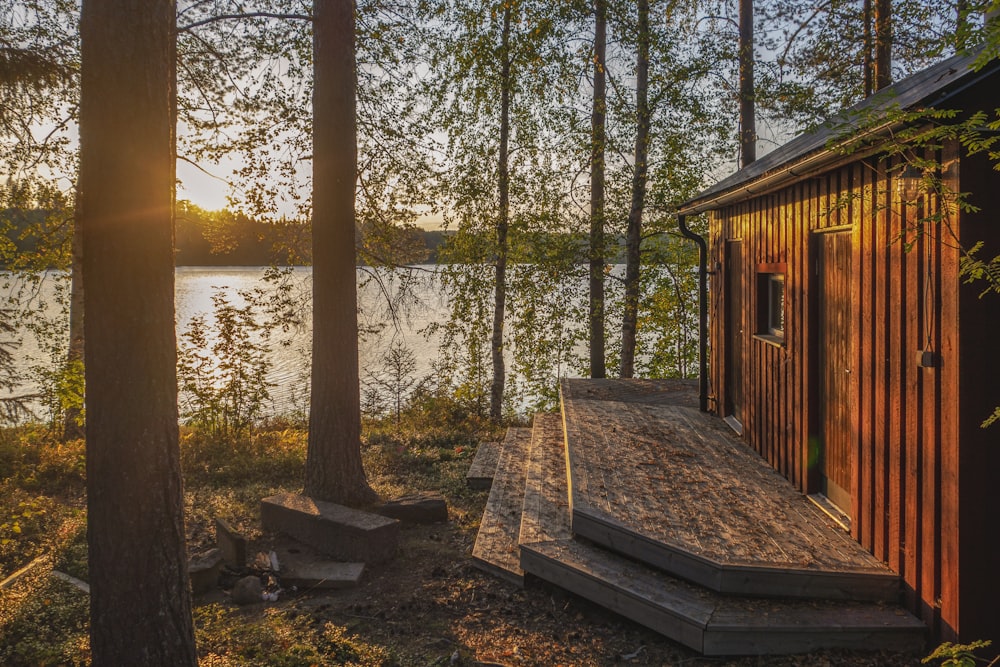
[376,492,448,524]
[231,575,263,605]
[188,548,223,595]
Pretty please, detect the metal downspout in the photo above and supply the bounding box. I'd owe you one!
[677,214,709,412]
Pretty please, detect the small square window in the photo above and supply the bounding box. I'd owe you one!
[755,265,786,345]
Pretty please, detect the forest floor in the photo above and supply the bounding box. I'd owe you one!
[0,412,935,666]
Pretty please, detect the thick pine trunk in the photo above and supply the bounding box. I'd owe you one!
[490,5,512,423]
[620,0,650,379]
[305,0,378,506]
[738,0,755,167]
[589,0,607,379]
[78,0,196,663]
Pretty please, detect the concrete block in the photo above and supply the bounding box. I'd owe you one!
[260,494,399,564]
[377,492,449,524]
[189,548,224,595]
[215,518,247,568]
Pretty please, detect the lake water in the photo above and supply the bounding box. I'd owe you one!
[4,264,683,423]
[3,266,452,421]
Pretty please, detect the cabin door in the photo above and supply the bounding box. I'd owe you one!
[816,230,853,513]
[724,240,744,430]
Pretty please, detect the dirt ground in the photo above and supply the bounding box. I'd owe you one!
[201,507,926,667]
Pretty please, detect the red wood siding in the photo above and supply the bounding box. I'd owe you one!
[707,147,969,640]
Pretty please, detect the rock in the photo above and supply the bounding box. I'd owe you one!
[215,518,247,568]
[188,548,224,595]
[230,575,263,605]
[376,492,449,524]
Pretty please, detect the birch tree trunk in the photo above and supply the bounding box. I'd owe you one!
[589,0,607,379]
[490,3,512,422]
[620,0,650,379]
[738,0,755,167]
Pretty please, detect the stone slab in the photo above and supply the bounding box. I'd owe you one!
[215,518,247,568]
[261,493,399,564]
[189,548,224,595]
[282,560,365,590]
[270,540,364,590]
[377,492,448,524]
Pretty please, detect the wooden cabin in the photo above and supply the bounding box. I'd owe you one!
[678,49,1000,644]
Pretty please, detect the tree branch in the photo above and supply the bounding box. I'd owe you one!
[178,12,312,34]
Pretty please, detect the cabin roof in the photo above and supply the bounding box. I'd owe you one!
[679,47,1000,215]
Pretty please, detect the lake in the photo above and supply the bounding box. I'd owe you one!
[3,266,452,422]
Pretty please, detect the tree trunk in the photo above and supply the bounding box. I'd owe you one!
[874,0,892,91]
[620,0,649,379]
[490,4,512,422]
[956,0,969,50]
[305,0,379,507]
[589,0,607,379]
[738,0,755,168]
[78,0,196,663]
[63,217,84,441]
[863,0,874,96]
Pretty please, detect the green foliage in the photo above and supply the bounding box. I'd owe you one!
[363,340,423,428]
[923,640,996,667]
[177,290,276,440]
[195,604,394,666]
[179,426,307,488]
[0,574,90,667]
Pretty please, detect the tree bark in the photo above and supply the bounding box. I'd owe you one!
[863,0,873,96]
[63,216,84,441]
[738,0,755,167]
[490,3,512,422]
[620,0,649,379]
[589,0,607,379]
[305,0,378,507]
[78,0,196,663]
[874,0,892,91]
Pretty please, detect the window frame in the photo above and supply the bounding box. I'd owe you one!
[754,262,787,346]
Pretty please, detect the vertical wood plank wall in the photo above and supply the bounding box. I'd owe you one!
[707,153,961,639]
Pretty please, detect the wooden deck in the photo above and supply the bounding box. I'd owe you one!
[469,378,928,655]
[465,439,502,490]
[470,427,530,585]
[516,411,926,654]
[561,378,899,602]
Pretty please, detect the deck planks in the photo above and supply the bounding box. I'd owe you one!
[470,427,531,585]
[466,439,502,490]
[561,378,899,602]
[516,399,925,655]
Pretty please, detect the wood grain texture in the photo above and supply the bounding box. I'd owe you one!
[470,427,531,585]
[560,378,898,602]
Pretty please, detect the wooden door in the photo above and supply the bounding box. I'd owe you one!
[725,240,744,428]
[817,230,853,513]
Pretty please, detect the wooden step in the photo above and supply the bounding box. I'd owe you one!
[470,427,532,585]
[560,378,900,602]
[518,413,926,656]
[466,439,502,490]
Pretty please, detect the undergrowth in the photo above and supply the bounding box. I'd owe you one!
[0,392,498,666]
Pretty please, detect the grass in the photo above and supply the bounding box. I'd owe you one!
[0,394,500,667]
